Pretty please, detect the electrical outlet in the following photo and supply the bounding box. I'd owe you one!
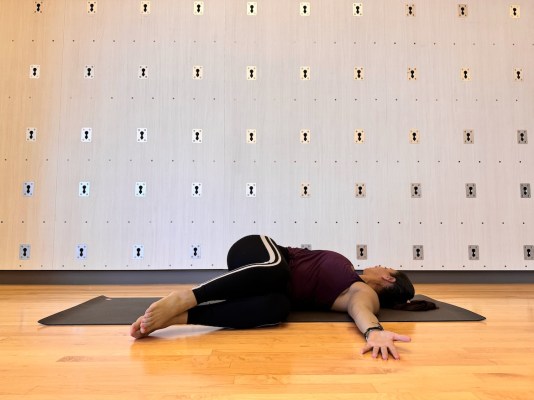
[133,245,144,259]
[458,4,468,17]
[356,245,367,260]
[517,130,528,144]
[192,129,202,143]
[301,183,310,198]
[84,65,94,79]
[135,182,147,197]
[353,3,363,16]
[246,129,257,144]
[20,245,31,260]
[409,129,420,144]
[192,183,202,197]
[301,244,312,250]
[466,183,477,198]
[514,68,523,82]
[247,66,257,80]
[520,184,531,198]
[26,128,37,142]
[191,245,201,259]
[300,67,310,80]
[140,1,150,14]
[193,66,203,80]
[354,129,365,143]
[34,1,43,13]
[461,68,471,81]
[408,67,417,81]
[464,129,474,144]
[413,245,424,260]
[87,1,97,14]
[524,245,534,260]
[411,183,422,198]
[194,1,204,15]
[300,129,311,144]
[77,244,87,260]
[468,245,479,260]
[354,67,364,80]
[300,2,310,16]
[247,2,257,15]
[81,127,92,142]
[355,183,366,198]
[406,4,415,16]
[23,182,34,197]
[30,65,40,79]
[79,182,90,197]
[138,65,148,79]
[510,5,520,18]
[246,183,256,197]
[137,128,147,142]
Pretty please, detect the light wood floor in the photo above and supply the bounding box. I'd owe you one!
[1,284,533,400]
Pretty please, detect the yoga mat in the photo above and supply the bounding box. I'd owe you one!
[38,294,485,326]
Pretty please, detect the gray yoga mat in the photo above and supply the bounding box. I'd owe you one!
[38,294,485,325]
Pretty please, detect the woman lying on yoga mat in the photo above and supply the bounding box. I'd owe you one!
[130,235,417,360]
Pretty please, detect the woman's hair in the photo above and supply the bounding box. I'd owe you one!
[377,271,415,308]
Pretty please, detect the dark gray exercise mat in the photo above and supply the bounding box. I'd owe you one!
[38,294,485,325]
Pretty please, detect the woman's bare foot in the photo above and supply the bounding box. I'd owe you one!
[139,289,197,335]
[130,312,188,339]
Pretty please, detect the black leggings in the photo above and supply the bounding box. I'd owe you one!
[187,235,291,329]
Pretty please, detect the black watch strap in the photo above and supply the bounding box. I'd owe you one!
[364,323,384,341]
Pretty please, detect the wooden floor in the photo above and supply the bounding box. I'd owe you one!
[1,284,533,400]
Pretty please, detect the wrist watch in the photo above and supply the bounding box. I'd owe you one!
[364,323,384,341]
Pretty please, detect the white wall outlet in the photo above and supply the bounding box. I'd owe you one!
[247,2,257,15]
[520,184,531,199]
[406,4,415,17]
[246,183,257,197]
[464,129,474,144]
[355,183,366,198]
[23,182,34,197]
[87,1,97,14]
[458,4,468,17]
[84,65,94,79]
[194,1,204,15]
[140,1,150,14]
[193,66,203,80]
[77,244,87,260]
[191,245,201,259]
[353,3,363,16]
[461,68,471,81]
[192,183,202,197]
[517,130,528,144]
[408,67,417,81]
[135,182,147,197]
[411,183,422,198]
[246,129,257,144]
[524,245,534,260]
[300,66,311,80]
[20,245,31,260]
[81,127,92,142]
[354,67,364,80]
[510,5,520,18]
[138,65,148,79]
[34,1,43,13]
[514,68,523,82]
[413,245,424,260]
[26,128,37,142]
[356,245,367,260]
[247,66,257,80]
[468,245,479,260]
[300,129,311,144]
[133,245,144,259]
[300,2,310,16]
[466,183,477,198]
[192,129,203,143]
[409,129,420,144]
[354,129,365,143]
[79,182,90,197]
[137,128,147,142]
[301,183,310,198]
[29,65,40,79]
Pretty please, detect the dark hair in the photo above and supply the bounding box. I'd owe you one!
[377,271,415,308]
